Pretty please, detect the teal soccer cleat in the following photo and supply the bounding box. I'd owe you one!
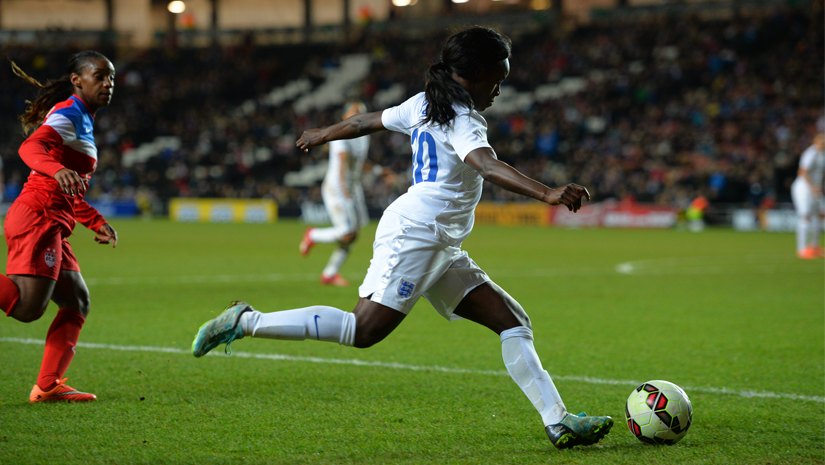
[192,301,252,357]
[545,412,614,449]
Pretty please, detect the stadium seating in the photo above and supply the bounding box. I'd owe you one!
[0,4,820,219]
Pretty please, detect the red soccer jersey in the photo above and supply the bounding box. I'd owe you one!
[16,96,107,234]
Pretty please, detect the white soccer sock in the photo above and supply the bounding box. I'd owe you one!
[811,216,822,247]
[239,306,355,346]
[501,326,567,426]
[322,248,349,278]
[310,227,344,243]
[797,217,809,252]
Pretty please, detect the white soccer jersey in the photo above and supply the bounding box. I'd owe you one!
[381,92,493,246]
[323,136,370,196]
[796,144,825,188]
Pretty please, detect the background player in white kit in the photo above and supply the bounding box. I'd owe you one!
[193,26,613,449]
[791,133,825,259]
[300,101,370,286]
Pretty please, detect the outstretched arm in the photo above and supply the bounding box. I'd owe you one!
[464,147,590,212]
[297,111,386,152]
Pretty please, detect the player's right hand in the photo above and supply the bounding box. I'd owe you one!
[54,168,87,197]
[296,129,325,153]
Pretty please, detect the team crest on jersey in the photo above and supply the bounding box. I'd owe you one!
[397,279,415,299]
[44,248,56,268]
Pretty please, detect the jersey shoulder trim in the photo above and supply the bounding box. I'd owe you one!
[44,97,94,147]
[43,112,78,143]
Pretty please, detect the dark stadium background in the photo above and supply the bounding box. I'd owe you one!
[0,0,821,226]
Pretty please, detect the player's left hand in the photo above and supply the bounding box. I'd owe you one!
[296,129,325,153]
[95,223,118,248]
[546,183,591,212]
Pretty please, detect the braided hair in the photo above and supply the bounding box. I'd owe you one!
[11,50,109,134]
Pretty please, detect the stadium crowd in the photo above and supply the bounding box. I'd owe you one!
[0,4,821,215]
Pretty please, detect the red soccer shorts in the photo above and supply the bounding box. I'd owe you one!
[4,202,80,281]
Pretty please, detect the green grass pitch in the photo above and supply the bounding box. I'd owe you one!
[0,219,822,464]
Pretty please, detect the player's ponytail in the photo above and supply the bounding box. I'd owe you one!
[11,50,109,134]
[422,26,511,127]
[422,62,472,127]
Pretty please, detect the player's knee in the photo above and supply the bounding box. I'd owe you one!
[352,331,381,348]
[54,288,91,317]
[10,300,49,323]
[341,232,357,244]
[353,339,378,349]
[75,290,91,318]
[351,324,388,348]
[351,298,403,348]
[509,303,532,331]
[76,301,90,318]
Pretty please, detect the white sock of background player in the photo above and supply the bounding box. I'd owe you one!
[322,248,349,278]
[500,326,567,426]
[810,214,822,248]
[239,306,355,346]
[310,227,345,243]
[797,216,809,252]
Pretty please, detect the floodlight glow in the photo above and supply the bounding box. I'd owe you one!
[452,0,470,3]
[392,0,411,6]
[168,1,186,13]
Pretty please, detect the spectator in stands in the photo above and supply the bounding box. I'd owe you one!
[0,6,821,219]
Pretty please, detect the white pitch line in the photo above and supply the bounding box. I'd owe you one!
[1,337,821,404]
[615,254,821,276]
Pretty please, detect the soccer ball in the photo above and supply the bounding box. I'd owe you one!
[625,380,693,445]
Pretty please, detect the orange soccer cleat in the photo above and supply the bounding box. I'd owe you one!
[299,228,315,256]
[320,273,349,287]
[810,245,825,258]
[30,378,97,403]
[797,247,818,260]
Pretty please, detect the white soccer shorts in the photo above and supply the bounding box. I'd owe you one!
[322,184,369,236]
[359,210,491,320]
[791,179,824,217]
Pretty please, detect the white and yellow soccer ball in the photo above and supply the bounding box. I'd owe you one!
[625,380,693,445]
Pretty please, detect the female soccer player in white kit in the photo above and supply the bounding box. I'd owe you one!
[791,133,825,259]
[299,101,371,287]
[193,26,613,449]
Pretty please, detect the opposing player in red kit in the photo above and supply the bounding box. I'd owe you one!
[1,51,118,402]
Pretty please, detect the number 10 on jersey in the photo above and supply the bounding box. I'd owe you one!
[411,128,438,184]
